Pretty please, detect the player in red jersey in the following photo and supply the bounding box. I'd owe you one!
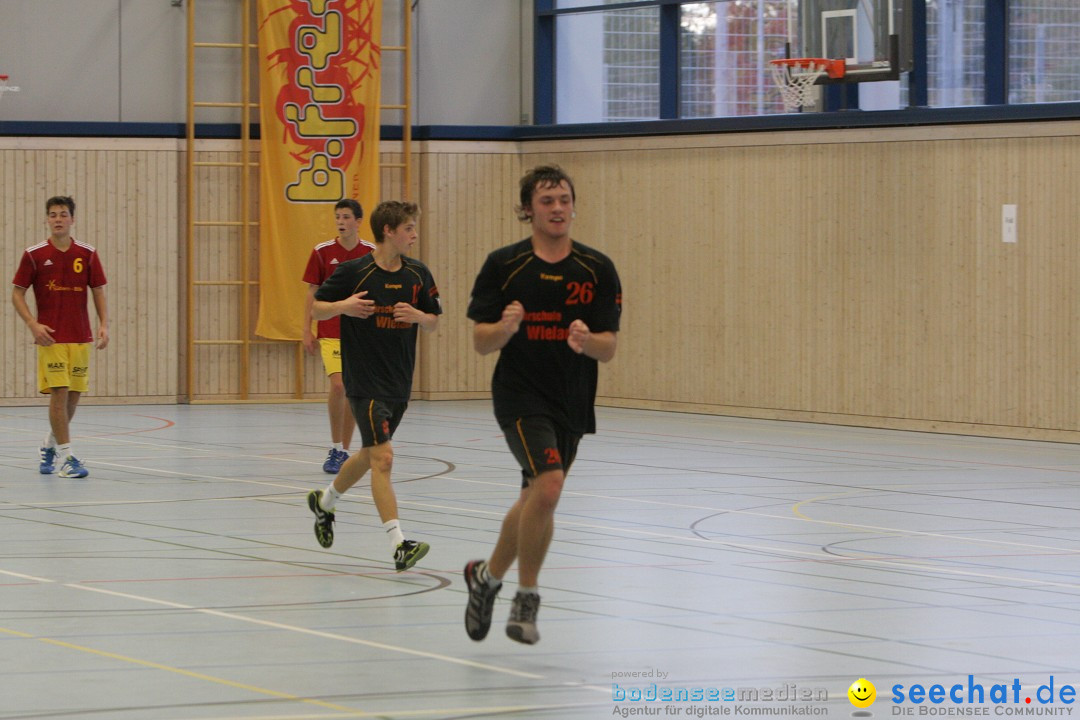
[463,166,622,644]
[11,196,109,479]
[302,199,375,474]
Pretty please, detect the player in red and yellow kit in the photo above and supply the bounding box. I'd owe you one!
[11,196,109,479]
[302,199,375,474]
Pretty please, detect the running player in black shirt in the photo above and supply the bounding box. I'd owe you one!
[305,201,442,572]
[463,165,622,644]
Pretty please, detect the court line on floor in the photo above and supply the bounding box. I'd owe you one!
[59,580,544,679]
[0,624,369,715]
[8,457,1079,559]
[11,450,1080,594]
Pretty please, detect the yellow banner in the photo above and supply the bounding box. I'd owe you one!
[256,0,382,340]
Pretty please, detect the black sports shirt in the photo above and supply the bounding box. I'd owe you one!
[315,255,442,401]
[467,238,622,435]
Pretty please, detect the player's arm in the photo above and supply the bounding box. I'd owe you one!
[302,285,319,354]
[473,301,524,355]
[567,320,617,362]
[11,286,56,346]
[313,291,373,320]
[392,303,439,333]
[91,285,109,349]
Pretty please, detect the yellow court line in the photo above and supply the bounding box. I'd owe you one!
[0,625,369,715]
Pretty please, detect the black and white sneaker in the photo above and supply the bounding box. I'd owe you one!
[464,559,502,641]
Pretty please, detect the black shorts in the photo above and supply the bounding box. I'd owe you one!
[500,415,581,488]
[349,398,408,448]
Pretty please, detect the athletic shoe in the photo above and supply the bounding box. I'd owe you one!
[464,559,502,641]
[39,446,57,474]
[394,540,430,572]
[58,455,89,479]
[322,448,348,474]
[506,591,541,645]
[306,489,335,548]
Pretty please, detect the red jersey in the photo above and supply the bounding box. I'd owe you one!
[302,237,374,339]
[12,238,107,343]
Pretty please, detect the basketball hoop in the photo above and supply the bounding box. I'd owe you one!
[768,58,845,113]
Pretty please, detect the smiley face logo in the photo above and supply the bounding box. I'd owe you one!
[848,678,877,708]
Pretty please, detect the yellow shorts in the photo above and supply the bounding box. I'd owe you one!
[319,338,343,377]
[37,343,91,394]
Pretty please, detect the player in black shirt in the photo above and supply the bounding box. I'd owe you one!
[463,165,622,644]
[305,201,442,572]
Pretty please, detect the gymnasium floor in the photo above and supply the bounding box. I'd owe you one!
[1,400,1079,720]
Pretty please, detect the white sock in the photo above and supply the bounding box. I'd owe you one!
[43,432,56,449]
[57,443,73,460]
[332,442,344,452]
[517,585,539,597]
[479,563,502,588]
[384,519,405,550]
[320,484,342,511]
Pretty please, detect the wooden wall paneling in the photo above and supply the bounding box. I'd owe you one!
[1021,138,1080,431]
[4,127,1080,440]
[415,146,520,399]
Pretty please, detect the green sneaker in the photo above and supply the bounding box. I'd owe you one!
[394,539,429,572]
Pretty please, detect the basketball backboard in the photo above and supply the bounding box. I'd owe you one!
[789,0,913,83]
[0,73,21,107]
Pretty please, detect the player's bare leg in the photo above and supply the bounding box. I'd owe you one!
[49,389,88,478]
[515,470,563,587]
[505,469,563,644]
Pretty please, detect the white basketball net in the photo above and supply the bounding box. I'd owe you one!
[769,61,827,113]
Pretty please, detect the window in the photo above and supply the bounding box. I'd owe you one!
[926,0,984,107]
[537,0,1080,124]
[556,7,660,123]
[1009,0,1080,103]
[680,2,790,118]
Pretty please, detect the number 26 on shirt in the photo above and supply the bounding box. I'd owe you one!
[566,281,593,305]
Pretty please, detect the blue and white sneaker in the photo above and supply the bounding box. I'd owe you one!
[39,446,57,474]
[322,448,348,474]
[58,455,89,479]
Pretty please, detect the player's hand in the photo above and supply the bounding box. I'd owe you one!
[567,319,590,354]
[340,291,374,319]
[501,301,525,336]
[31,322,56,346]
[95,325,110,350]
[302,328,317,355]
[392,302,424,324]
